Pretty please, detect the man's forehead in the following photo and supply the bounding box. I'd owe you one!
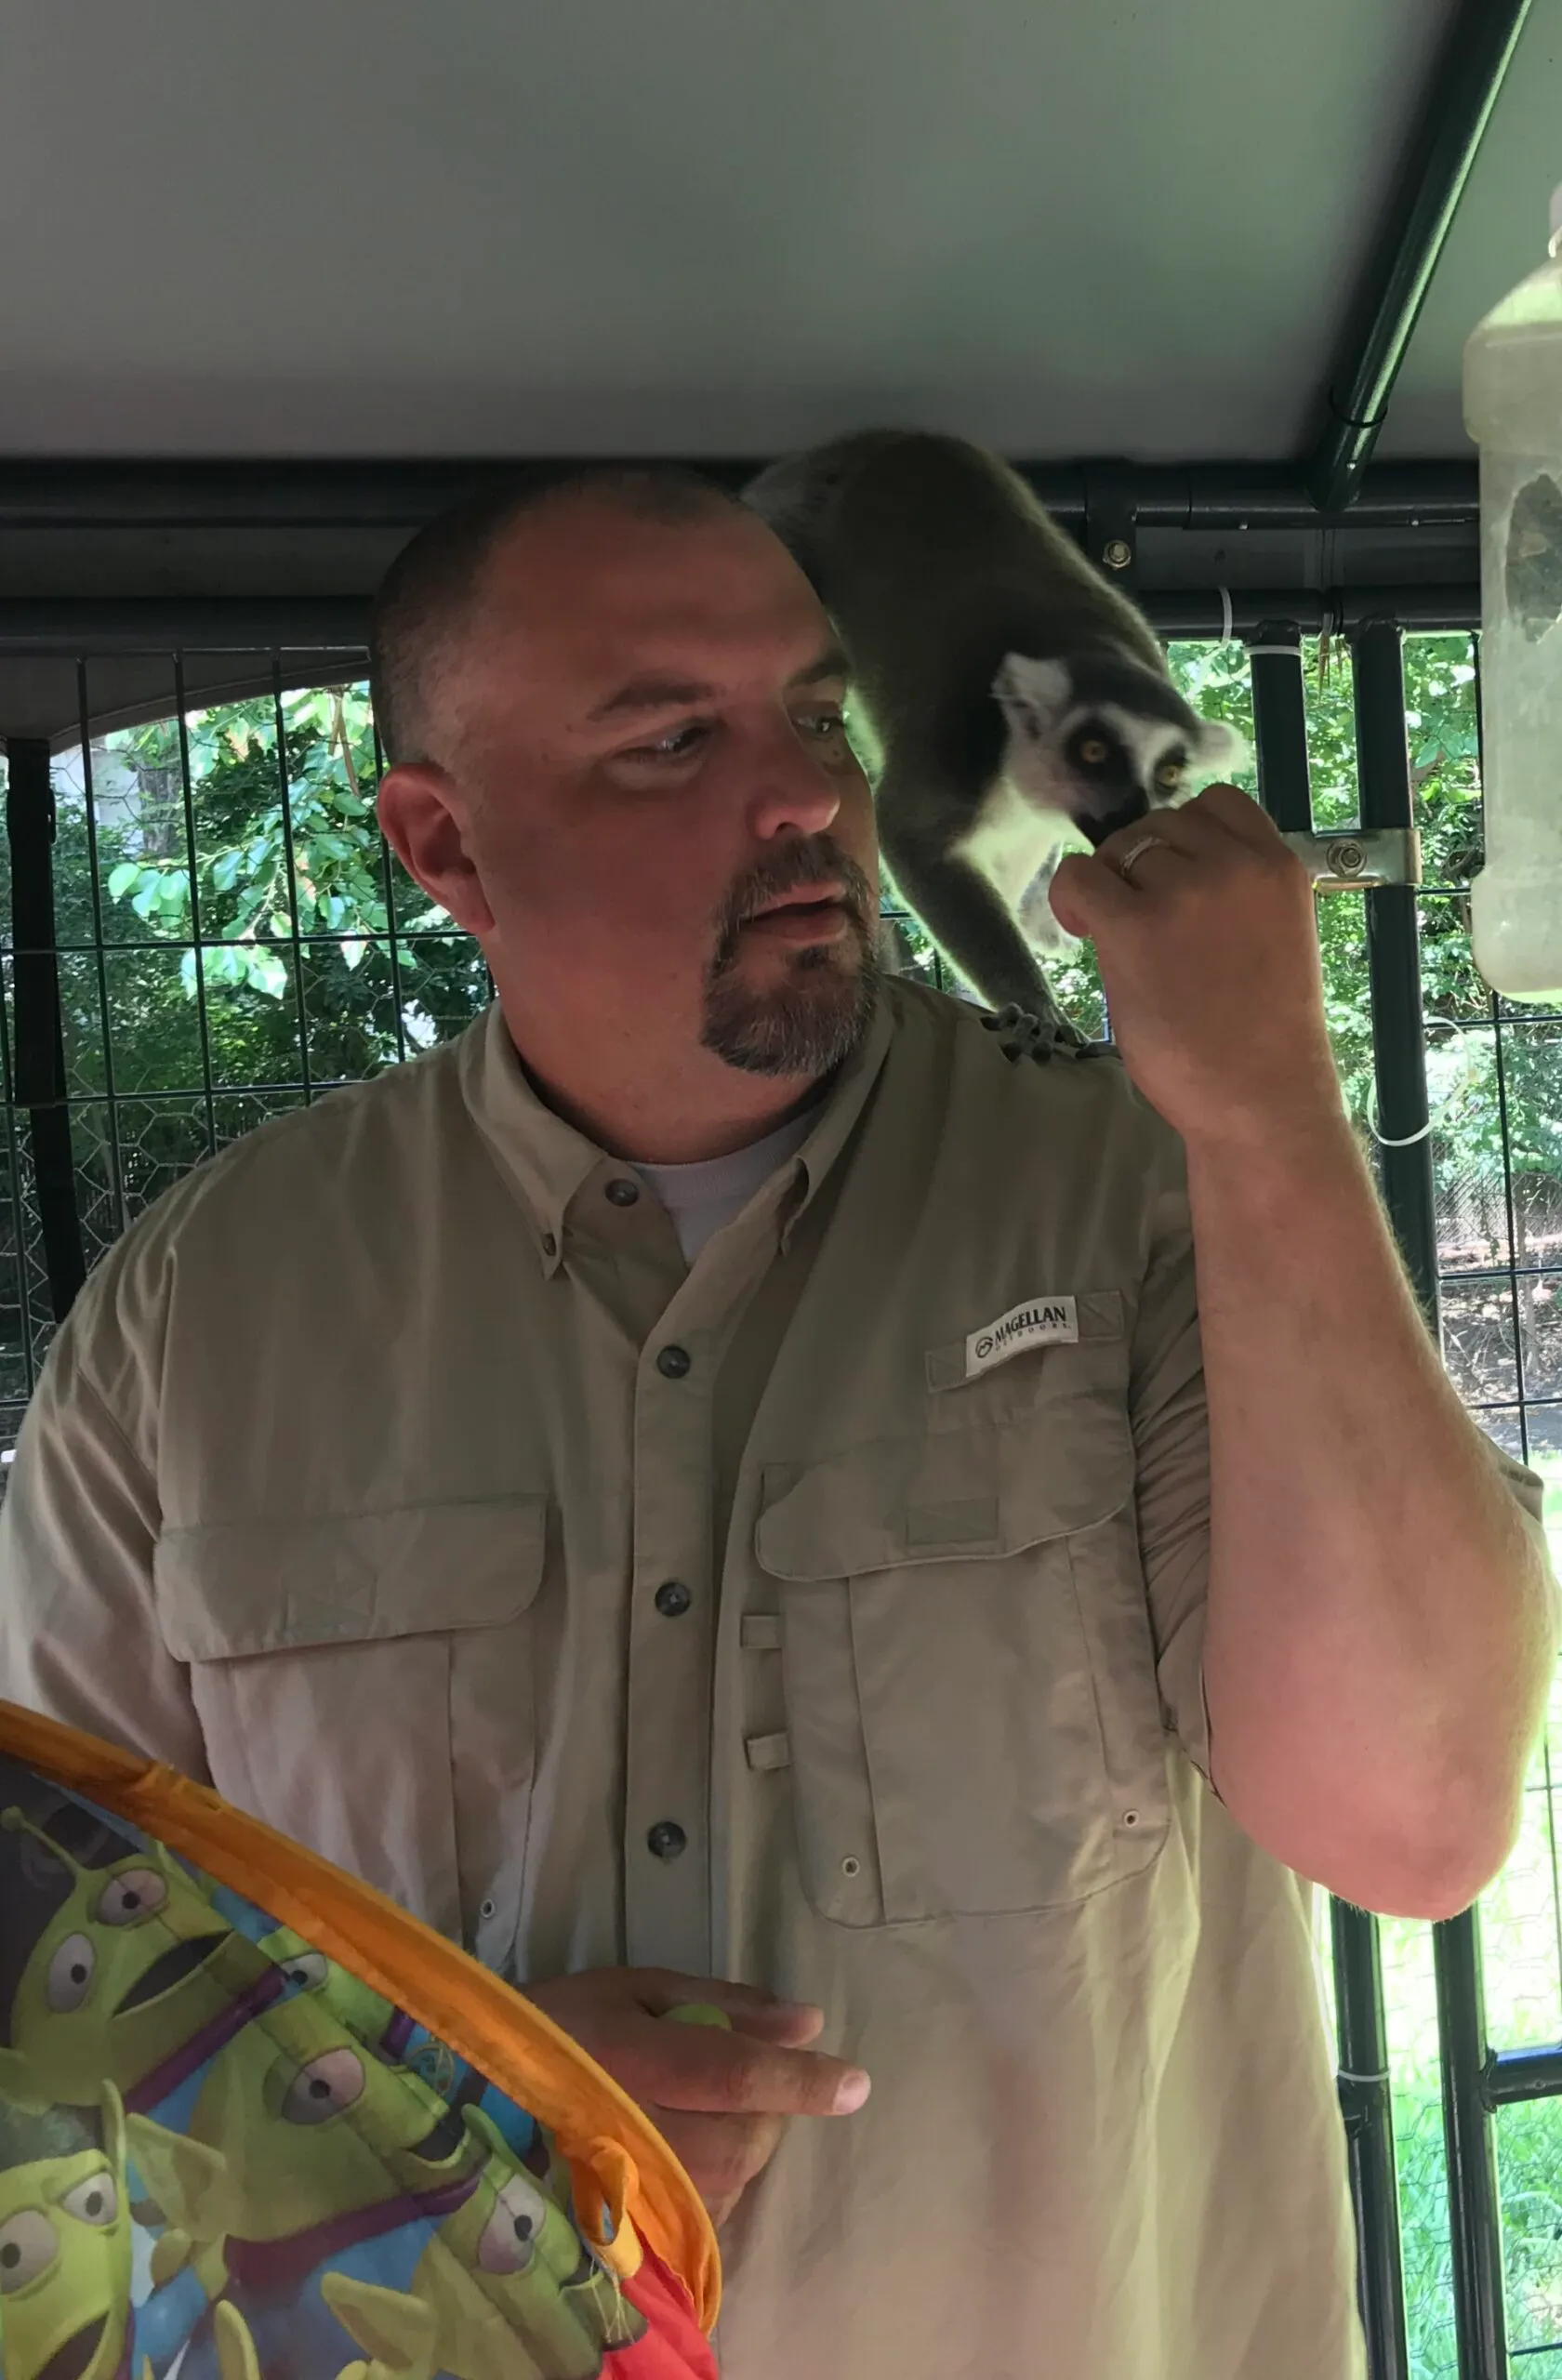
[472,506,836,707]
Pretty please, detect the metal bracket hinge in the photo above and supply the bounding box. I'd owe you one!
[1283,827,1423,890]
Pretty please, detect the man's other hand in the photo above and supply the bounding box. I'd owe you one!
[526,1965,870,2225]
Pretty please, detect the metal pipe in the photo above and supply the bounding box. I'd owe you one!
[1435,1915,1508,2377]
[0,587,1481,659]
[1306,0,1534,511]
[0,458,1478,534]
[1152,589,1479,638]
[0,602,369,654]
[1248,625,1315,831]
[1331,1900,1411,2380]
[1354,621,1439,1316]
[1484,2043,1562,2107]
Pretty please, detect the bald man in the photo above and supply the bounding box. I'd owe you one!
[1,463,1554,2380]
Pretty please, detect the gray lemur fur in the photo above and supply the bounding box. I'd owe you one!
[745,428,1246,1057]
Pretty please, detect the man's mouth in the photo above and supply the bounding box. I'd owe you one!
[739,883,856,945]
[745,880,847,922]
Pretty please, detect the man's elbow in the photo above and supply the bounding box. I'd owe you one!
[1213,1752,1523,1922]
[1357,1830,1513,1923]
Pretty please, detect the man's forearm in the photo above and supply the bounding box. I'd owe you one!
[1188,1113,1558,1919]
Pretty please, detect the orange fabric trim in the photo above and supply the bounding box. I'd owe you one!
[0,1701,720,2332]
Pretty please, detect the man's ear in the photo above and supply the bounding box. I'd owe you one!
[376,763,495,938]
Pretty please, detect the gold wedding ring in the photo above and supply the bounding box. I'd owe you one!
[1115,831,1163,882]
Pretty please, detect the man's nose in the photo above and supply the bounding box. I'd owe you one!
[747,727,844,841]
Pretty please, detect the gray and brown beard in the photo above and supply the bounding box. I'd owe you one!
[700,834,880,1078]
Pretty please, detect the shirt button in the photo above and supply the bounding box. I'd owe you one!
[655,1580,692,1618]
[655,1344,692,1380]
[539,1232,557,1259]
[647,1820,687,1861]
[479,1897,496,1921]
[605,1176,641,1208]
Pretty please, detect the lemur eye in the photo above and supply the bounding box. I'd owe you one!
[1154,759,1185,788]
[1077,737,1110,766]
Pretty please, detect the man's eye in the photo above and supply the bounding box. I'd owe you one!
[625,722,709,763]
[798,710,846,741]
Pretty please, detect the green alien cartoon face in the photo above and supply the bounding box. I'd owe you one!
[321,2109,642,2380]
[0,1810,273,2111]
[257,1927,398,2054]
[127,1988,482,2255]
[0,2084,134,2380]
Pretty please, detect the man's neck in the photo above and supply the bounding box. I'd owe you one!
[501,1011,829,1166]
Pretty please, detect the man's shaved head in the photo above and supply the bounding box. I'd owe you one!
[372,467,879,1160]
[369,463,744,765]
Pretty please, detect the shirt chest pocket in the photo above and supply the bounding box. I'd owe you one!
[152,1498,548,1938]
[754,1401,1171,1927]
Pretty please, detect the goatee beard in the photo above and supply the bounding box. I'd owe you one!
[699,836,880,1079]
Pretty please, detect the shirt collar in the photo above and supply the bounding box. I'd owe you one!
[459,992,896,1275]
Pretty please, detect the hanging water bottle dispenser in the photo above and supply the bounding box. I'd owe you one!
[1465,183,1562,1000]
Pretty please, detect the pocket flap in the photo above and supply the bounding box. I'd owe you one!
[154,1495,548,1660]
[755,1407,1132,1580]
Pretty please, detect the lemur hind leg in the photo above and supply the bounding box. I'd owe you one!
[880,830,1096,1061]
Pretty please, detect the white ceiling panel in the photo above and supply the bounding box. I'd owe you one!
[0,0,1507,462]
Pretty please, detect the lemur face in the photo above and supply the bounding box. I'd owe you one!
[995,654,1247,846]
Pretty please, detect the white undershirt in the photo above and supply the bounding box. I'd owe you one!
[633,1104,819,1264]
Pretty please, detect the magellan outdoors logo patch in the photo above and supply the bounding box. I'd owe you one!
[964,1295,1079,1380]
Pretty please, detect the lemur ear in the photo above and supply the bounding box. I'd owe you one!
[1193,716,1250,774]
[993,655,1073,742]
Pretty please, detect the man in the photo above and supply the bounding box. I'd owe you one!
[0,464,1554,2380]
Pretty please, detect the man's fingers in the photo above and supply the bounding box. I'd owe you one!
[625,2019,870,2121]
[634,1969,822,2034]
[1190,780,1287,851]
[654,2108,786,2215]
[723,2000,827,2047]
[1047,851,1134,941]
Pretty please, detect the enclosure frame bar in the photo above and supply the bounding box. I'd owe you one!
[0,457,1481,535]
[1304,0,1533,510]
[0,587,1484,670]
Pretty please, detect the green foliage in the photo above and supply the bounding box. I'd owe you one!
[51,686,491,1227]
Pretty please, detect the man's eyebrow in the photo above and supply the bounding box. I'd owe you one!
[788,644,852,690]
[586,645,851,724]
[587,676,719,723]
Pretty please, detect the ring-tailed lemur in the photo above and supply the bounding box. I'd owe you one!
[745,428,1246,1054]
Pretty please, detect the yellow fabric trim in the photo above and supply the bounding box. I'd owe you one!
[0,1701,720,2332]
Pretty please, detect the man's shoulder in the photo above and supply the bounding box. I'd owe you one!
[87,1024,482,1291]
[882,976,1173,1152]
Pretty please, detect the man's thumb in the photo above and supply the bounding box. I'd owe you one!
[1045,853,1095,943]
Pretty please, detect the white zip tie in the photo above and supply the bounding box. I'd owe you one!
[1217,586,1233,644]
[1368,1091,1435,1148]
[1246,642,1303,658]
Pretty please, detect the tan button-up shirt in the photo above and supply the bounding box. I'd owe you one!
[8,974,1519,2378]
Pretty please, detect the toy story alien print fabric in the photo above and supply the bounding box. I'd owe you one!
[0,1702,719,2380]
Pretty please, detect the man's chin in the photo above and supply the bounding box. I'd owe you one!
[699,940,879,1079]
